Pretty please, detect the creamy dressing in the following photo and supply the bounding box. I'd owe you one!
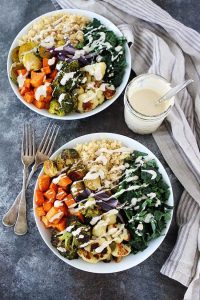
[35,82,50,101]
[40,36,55,48]
[52,173,66,184]
[54,200,64,208]
[141,169,157,180]
[95,147,131,156]
[60,72,76,85]
[113,183,149,198]
[58,93,66,106]
[49,211,63,223]
[17,73,27,88]
[48,57,56,66]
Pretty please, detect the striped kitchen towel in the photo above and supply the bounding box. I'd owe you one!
[52,0,200,298]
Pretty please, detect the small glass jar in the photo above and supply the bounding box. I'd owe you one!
[124,74,174,134]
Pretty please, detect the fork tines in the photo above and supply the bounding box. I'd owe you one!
[22,124,35,157]
[38,123,60,156]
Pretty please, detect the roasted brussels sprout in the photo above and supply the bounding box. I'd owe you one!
[70,180,85,198]
[56,154,66,171]
[11,46,20,63]
[61,149,79,165]
[43,160,59,177]
[10,62,24,82]
[84,175,101,191]
[38,45,52,58]
[18,42,37,61]
[22,52,42,71]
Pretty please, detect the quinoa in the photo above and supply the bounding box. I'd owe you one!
[76,139,132,189]
[18,13,89,47]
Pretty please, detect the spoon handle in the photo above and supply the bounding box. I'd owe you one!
[157,79,194,103]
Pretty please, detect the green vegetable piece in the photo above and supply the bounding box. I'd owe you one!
[48,100,60,115]
[43,160,58,177]
[22,52,42,71]
[18,42,37,61]
[38,46,52,58]
[11,46,20,63]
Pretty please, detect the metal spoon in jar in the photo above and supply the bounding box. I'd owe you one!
[156,79,194,104]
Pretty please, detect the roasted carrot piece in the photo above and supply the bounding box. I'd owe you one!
[24,91,34,103]
[42,216,52,228]
[43,58,49,68]
[50,69,57,79]
[50,182,58,193]
[24,78,31,88]
[35,190,45,206]
[58,176,72,189]
[20,86,30,96]
[64,194,75,208]
[35,206,46,217]
[43,200,53,213]
[44,189,56,202]
[45,78,53,83]
[54,218,66,231]
[56,187,67,200]
[17,69,27,75]
[58,204,68,216]
[42,66,51,75]
[38,174,51,192]
[46,207,64,224]
[74,212,84,223]
[33,100,46,109]
[44,95,52,103]
[30,71,45,88]
[44,102,50,109]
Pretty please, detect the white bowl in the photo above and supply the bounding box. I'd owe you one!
[7,9,131,120]
[33,133,174,273]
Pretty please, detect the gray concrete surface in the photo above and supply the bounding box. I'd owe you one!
[1,0,198,299]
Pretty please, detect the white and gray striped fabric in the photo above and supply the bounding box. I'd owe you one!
[52,0,200,298]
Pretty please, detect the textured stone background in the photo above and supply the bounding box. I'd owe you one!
[0,0,198,299]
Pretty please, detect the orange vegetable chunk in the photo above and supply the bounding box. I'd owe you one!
[43,201,53,213]
[33,100,46,109]
[50,69,57,79]
[43,58,49,68]
[24,91,34,103]
[24,78,31,88]
[17,69,27,76]
[35,206,46,217]
[46,207,64,224]
[20,86,30,96]
[58,176,72,189]
[56,187,67,200]
[50,182,58,193]
[44,189,56,202]
[55,218,66,231]
[64,194,75,208]
[42,66,51,75]
[35,190,45,206]
[38,174,51,192]
[42,216,52,228]
[30,71,45,88]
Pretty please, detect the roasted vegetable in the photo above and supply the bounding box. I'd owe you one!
[84,175,101,191]
[68,169,86,181]
[18,42,37,61]
[70,180,85,198]
[22,52,42,71]
[59,94,75,114]
[78,198,101,220]
[38,174,51,192]
[48,100,60,115]
[52,231,79,260]
[10,62,24,82]
[61,148,79,165]
[43,160,59,177]
[111,243,131,258]
[38,46,52,58]
[11,46,20,63]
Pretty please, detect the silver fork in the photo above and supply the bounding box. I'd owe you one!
[2,123,59,229]
[14,124,35,235]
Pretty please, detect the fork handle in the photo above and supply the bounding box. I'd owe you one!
[14,166,28,235]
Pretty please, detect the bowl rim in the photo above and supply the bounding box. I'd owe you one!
[7,9,132,120]
[33,132,174,273]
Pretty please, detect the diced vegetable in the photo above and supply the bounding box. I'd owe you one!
[30,71,45,88]
[33,100,46,109]
[35,190,45,206]
[64,194,75,208]
[41,66,51,75]
[46,207,64,224]
[38,46,52,59]
[38,174,51,192]
[35,206,46,217]
[10,62,24,82]
[41,216,52,228]
[54,218,66,231]
[43,200,53,212]
[56,187,67,200]
[50,182,58,193]
[24,91,34,103]
[58,176,72,189]
[70,181,85,198]
[18,42,37,61]
[44,189,56,202]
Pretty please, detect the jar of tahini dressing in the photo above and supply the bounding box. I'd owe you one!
[124,74,174,134]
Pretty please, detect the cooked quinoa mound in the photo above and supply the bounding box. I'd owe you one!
[76,139,132,189]
[19,13,89,47]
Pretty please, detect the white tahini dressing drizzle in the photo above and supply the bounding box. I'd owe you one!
[60,72,76,85]
[141,169,157,180]
[35,82,50,101]
[17,73,27,88]
[48,57,56,66]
